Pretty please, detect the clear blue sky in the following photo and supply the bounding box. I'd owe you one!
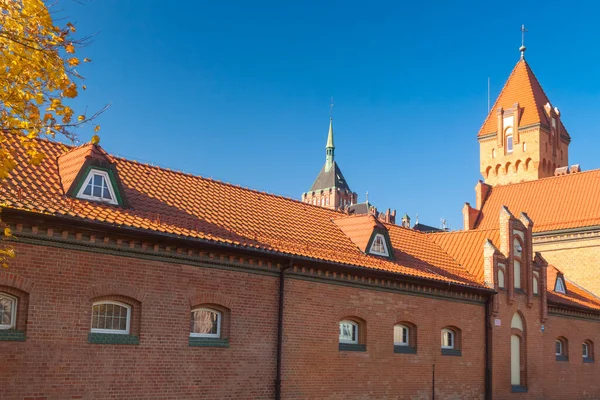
[59,0,600,229]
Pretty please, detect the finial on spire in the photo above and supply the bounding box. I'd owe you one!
[366,191,369,204]
[325,101,335,169]
[329,96,334,120]
[520,24,527,59]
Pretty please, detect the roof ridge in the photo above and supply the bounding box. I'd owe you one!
[427,227,500,236]
[490,167,600,190]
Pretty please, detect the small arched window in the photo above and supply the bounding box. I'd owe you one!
[394,324,409,346]
[339,320,358,344]
[523,142,527,152]
[556,337,568,361]
[190,308,221,338]
[498,267,505,289]
[533,272,540,295]
[441,328,454,349]
[91,301,131,334]
[492,148,496,158]
[0,293,17,330]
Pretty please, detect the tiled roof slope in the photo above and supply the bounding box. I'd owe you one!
[427,229,500,282]
[309,161,351,192]
[57,143,110,194]
[478,59,569,138]
[333,214,383,252]
[546,266,600,312]
[475,169,600,232]
[0,135,484,290]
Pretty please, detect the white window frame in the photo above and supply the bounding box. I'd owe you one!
[506,131,514,153]
[556,339,564,356]
[441,328,455,349]
[369,234,389,257]
[0,293,17,330]
[555,277,566,294]
[91,301,131,334]
[394,324,410,346]
[190,307,221,338]
[339,320,358,344]
[583,342,589,359]
[77,169,118,205]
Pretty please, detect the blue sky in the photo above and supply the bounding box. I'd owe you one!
[59,0,600,229]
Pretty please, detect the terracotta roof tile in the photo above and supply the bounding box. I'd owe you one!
[0,135,487,290]
[478,59,569,138]
[475,169,600,232]
[427,229,500,282]
[546,265,600,312]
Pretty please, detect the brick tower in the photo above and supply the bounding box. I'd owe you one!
[478,46,571,186]
[302,118,357,210]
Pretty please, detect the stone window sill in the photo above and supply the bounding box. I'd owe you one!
[0,330,25,341]
[339,343,366,352]
[189,337,229,348]
[555,355,569,362]
[394,345,417,354]
[88,332,140,345]
[511,385,528,393]
[584,357,594,363]
[441,348,462,356]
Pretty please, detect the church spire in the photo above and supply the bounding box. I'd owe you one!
[325,117,335,170]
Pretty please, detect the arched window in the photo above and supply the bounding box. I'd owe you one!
[498,267,505,289]
[510,313,526,390]
[583,340,594,362]
[532,272,540,295]
[506,127,514,153]
[91,301,131,334]
[523,142,527,152]
[441,328,454,349]
[77,169,118,205]
[0,293,17,330]
[190,308,221,338]
[393,322,416,353]
[556,337,568,361]
[492,148,496,158]
[339,320,358,344]
[513,237,524,291]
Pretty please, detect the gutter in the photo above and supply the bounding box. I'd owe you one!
[484,297,492,400]
[275,260,292,400]
[4,208,495,297]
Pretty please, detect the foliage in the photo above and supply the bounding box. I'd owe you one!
[1,0,104,266]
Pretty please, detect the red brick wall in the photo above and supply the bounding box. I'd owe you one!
[281,278,486,399]
[0,242,279,400]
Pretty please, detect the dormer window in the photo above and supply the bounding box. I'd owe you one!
[77,170,118,205]
[370,234,389,257]
[555,277,566,294]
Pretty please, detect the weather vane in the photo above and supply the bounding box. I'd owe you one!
[520,24,527,58]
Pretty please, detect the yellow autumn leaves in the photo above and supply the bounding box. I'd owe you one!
[0,0,101,175]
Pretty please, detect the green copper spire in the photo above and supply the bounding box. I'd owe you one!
[325,118,335,170]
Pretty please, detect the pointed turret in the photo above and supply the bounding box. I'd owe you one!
[478,52,571,186]
[302,117,357,210]
[325,118,335,170]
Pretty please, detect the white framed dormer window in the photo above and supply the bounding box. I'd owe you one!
[370,234,389,257]
[394,324,409,346]
[0,293,17,330]
[77,170,118,205]
[555,277,566,294]
[441,328,454,349]
[91,301,131,334]
[339,320,358,344]
[190,308,221,338]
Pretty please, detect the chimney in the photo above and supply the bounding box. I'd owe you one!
[462,202,480,231]
[475,180,492,210]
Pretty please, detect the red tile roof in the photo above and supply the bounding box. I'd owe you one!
[546,265,600,312]
[57,143,111,194]
[478,59,569,138]
[475,169,600,232]
[0,135,486,290]
[427,229,500,282]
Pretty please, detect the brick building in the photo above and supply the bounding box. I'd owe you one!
[2,47,600,400]
[464,47,600,299]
